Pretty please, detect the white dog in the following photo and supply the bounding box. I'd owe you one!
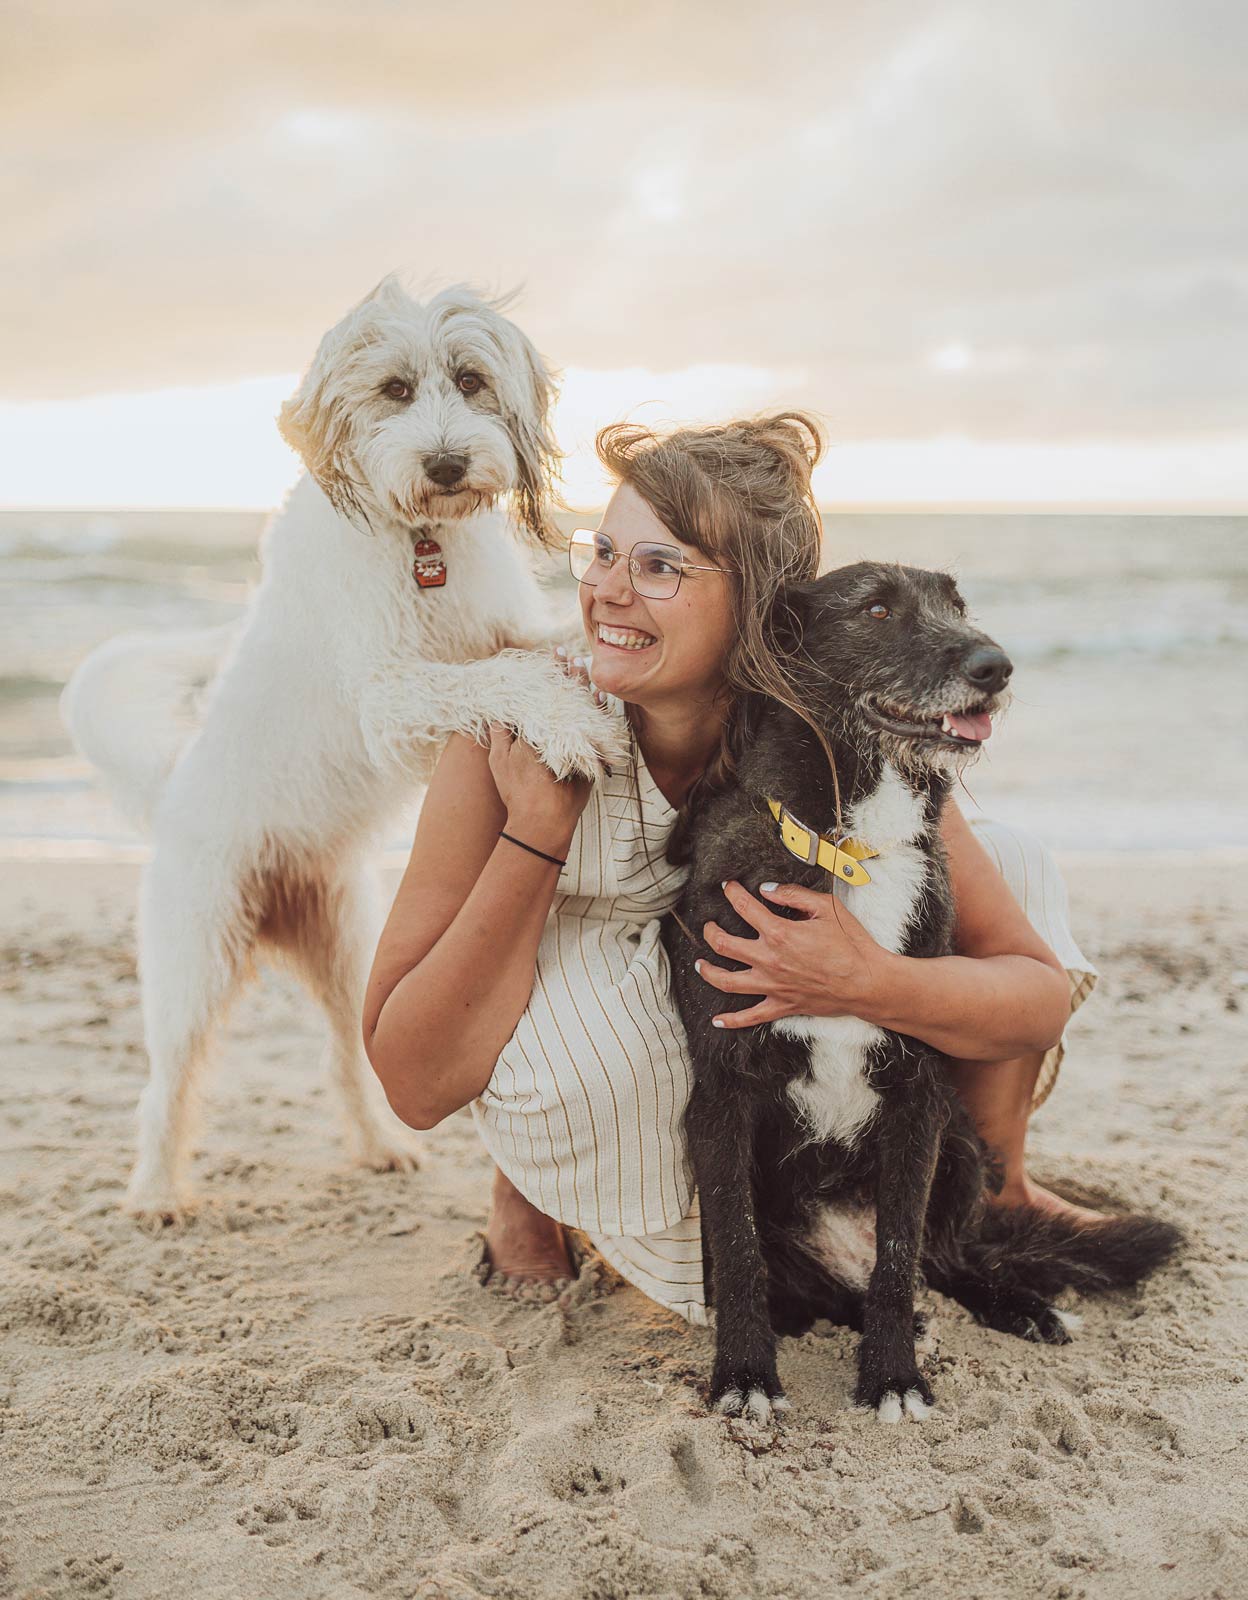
[62,276,625,1221]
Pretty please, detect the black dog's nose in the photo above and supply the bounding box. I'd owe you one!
[961,646,1013,693]
[424,452,468,488]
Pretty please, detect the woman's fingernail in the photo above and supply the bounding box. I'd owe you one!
[711,1018,725,1029]
[720,879,730,891]
[760,882,779,893]
[555,645,566,656]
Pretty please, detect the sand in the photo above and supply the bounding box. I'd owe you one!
[1,854,1246,1600]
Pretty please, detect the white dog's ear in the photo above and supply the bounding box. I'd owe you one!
[501,324,563,549]
[278,277,409,531]
[359,273,409,312]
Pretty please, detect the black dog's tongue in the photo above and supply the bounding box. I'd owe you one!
[946,710,993,742]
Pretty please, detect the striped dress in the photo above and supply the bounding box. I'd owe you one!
[470,705,1098,1326]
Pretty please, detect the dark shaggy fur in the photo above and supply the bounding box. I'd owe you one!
[660,561,1183,1419]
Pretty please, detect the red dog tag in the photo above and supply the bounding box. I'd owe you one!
[412,537,446,588]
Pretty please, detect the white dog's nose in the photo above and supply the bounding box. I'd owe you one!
[424,452,468,488]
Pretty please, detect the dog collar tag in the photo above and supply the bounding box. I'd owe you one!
[412,537,447,588]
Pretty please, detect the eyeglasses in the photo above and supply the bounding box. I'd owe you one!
[568,528,736,600]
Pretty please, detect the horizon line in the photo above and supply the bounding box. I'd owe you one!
[2,500,1246,518]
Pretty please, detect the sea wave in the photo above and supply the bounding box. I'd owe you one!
[2,509,1244,854]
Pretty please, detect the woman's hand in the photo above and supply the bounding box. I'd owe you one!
[696,807,1072,1060]
[695,880,895,1029]
[483,645,604,852]
[550,642,608,707]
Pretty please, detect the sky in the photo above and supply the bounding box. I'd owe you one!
[2,0,1246,510]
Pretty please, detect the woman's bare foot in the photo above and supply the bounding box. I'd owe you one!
[987,1172,1109,1226]
[476,1167,576,1303]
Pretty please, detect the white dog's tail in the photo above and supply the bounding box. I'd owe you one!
[60,624,238,832]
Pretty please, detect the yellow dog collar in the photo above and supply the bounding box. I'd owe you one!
[765,797,879,886]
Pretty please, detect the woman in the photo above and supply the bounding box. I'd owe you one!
[362,413,1101,1322]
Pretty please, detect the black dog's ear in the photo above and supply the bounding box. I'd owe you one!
[768,579,820,655]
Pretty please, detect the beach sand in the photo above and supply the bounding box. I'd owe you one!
[1,855,1245,1600]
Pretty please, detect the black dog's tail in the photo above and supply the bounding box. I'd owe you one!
[969,1205,1184,1300]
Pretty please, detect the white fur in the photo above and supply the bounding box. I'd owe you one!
[804,1202,877,1292]
[873,1387,932,1424]
[60,277,627,1219]
[875,1391,903,1424]
[781,1019,883,1147]
[716,1387,789,1423]
[773,765,928,1148]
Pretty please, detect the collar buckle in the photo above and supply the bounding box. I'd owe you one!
[781,805,822,865]
[765,795,878,887]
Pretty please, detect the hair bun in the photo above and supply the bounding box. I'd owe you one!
[733,411,825,490]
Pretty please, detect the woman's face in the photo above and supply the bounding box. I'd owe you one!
[578,481,737,710]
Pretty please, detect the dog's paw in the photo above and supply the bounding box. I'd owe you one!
[710,1366,789,1424]
[351,1129,421,1174]
[855,1360,934,1423]
[1021,1305,1077,1345]
[869,1386,934,1424]
[521,682,630,780]
[714,1385,790,1424]
[975,1288,1077,1345]
[123,1182,197,1229]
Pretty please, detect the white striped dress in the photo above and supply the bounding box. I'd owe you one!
[470,707,1098,1326]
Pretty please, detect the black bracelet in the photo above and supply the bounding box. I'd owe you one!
[498,829,567,869]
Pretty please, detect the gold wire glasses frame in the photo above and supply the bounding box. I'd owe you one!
[568,528,736,600]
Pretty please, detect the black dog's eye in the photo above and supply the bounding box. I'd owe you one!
[383,379,411,401]
[457,371,485,395]
[866,602,891,620]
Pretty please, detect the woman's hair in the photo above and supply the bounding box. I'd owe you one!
[593,410,832,868]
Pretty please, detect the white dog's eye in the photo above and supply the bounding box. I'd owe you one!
[457,372,485,396]
[383,379,412,401]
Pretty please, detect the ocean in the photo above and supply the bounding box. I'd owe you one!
[1,507,1245,860]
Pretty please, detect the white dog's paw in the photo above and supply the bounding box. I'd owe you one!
[521,683,630,781]
[351,1128,421,1174]
[123,1177,197,1228]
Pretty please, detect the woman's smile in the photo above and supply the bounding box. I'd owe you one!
[595,620,658,652]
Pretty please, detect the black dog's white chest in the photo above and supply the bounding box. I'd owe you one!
[769,766,930,1147]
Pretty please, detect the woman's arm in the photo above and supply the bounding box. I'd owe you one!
[694,799,1070,1060]
[864,801,1070,1059]
[363,726,589,1130]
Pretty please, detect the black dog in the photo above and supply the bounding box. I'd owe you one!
[661,561,1182,1422]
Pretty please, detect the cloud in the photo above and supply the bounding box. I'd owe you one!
[2,0,1246,445]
